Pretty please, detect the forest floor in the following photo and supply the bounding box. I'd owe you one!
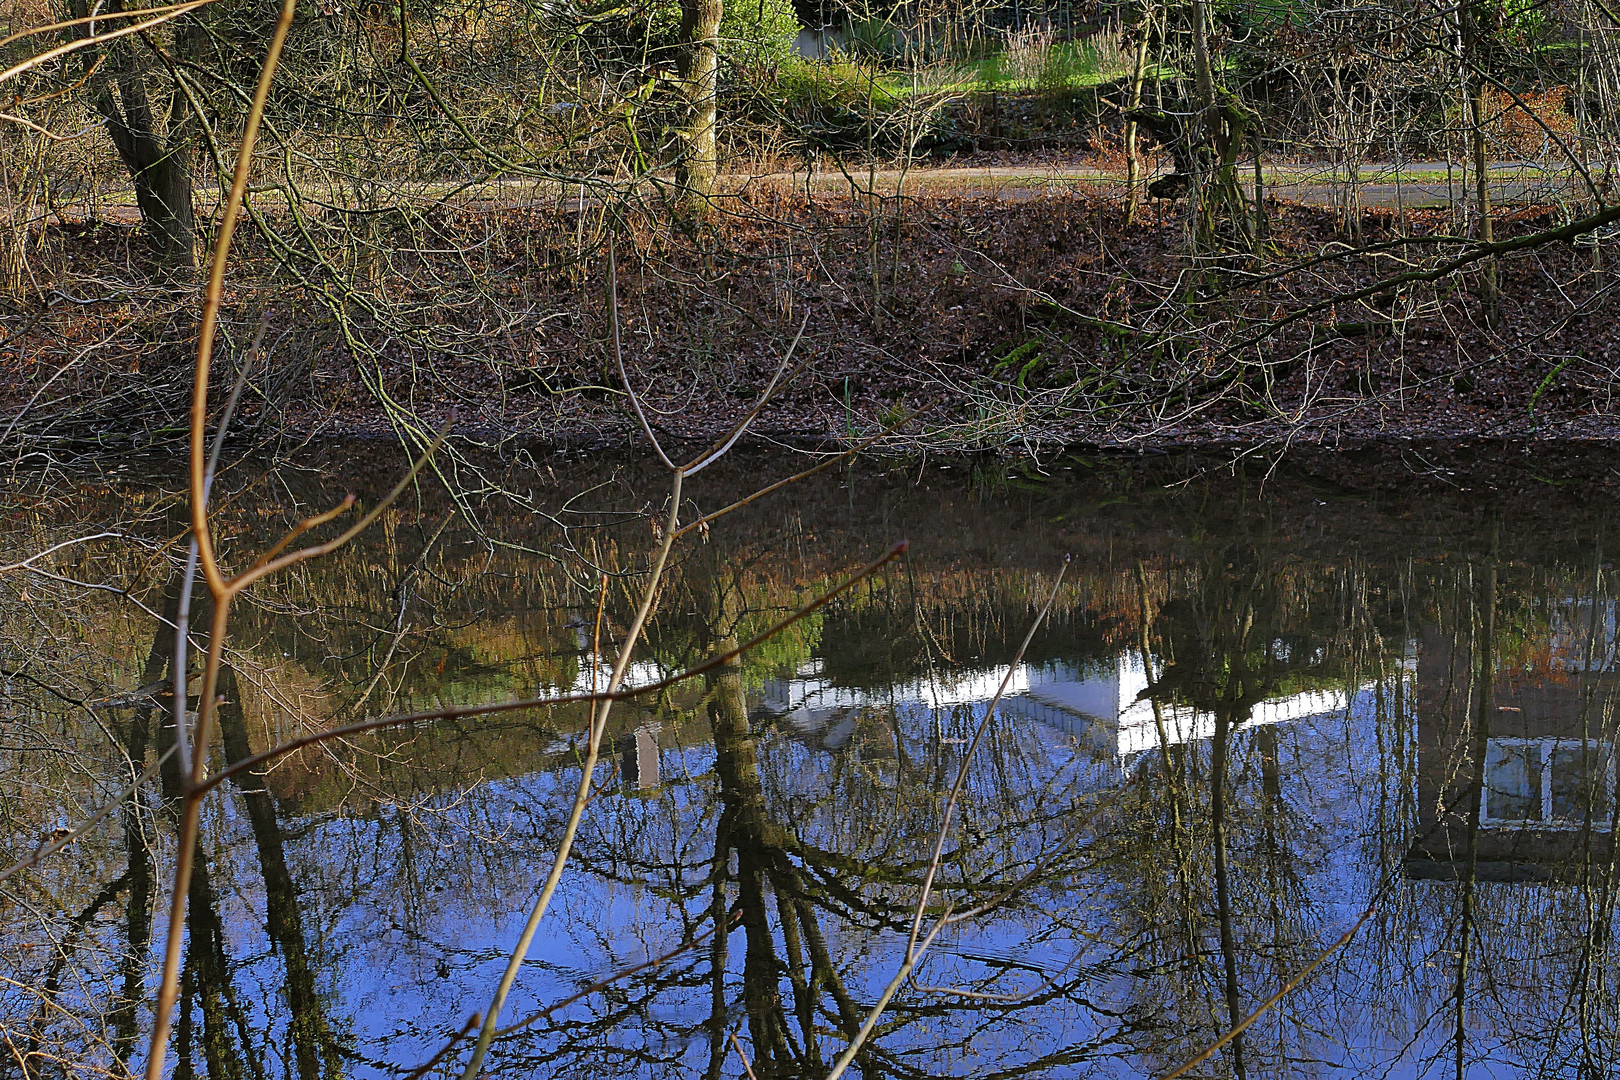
[8,179,1620,454]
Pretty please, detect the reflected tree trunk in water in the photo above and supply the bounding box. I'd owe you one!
[710,639,793,1073]
[112,798,152,1078]
[216,664,343,1080]
[1452,541,1495,1080]
[1574,553,1616,1079]
[700,566,865,1079]
[1210,699,1247,1080]
[1209,562,1263,1080]
[703,866,730,1080]
[1137,565,1202,978]
[185,853,255,1080]
[111,569,184,1076]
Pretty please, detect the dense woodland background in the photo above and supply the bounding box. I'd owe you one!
[3,0,1620,450]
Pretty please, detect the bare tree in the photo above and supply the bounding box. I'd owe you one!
[69,0,199,274]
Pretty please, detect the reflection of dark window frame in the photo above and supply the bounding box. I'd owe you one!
[1482,738,1615,831]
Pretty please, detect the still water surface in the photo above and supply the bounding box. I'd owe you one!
[4,444,1620,1079]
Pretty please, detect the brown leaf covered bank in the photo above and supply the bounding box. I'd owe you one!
[7,186,1620,452]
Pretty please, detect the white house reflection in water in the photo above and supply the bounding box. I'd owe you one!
[1482,738,1614,830]
[754,597,1620,888]
[757,653,1368,767]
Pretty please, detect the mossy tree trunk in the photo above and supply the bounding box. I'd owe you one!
[676,0,723,216]
[1187,0,1254,253]
[1124,0,1156,225]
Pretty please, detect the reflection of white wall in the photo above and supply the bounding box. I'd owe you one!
[761,666,1035,714]
[1026,658,1135,722]
[760,652,1369,764]
[539,656,667,698]
[1114,683,1352,759]
[1027,652,1361,759]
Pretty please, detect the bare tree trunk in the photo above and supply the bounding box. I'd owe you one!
[74,1,198,276]
[1189,0,1216,247]
[1124,0,1155,225]
[1252,129,1268,244]
[1462,0,1499,324]
[676,0,723,216]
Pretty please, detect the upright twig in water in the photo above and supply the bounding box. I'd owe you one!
[457,231,848,1080]
[146,4,299,1074]
[904,555,1072,961]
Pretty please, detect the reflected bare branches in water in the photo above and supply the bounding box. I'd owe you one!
[9,447,1620,1077]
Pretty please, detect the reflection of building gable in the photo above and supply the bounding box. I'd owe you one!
[1007,654,1359,762]
[1407,615,1620,883]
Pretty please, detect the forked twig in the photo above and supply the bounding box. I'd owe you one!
[823,912,951,1080]
[175,321,267,778]
[680,313,809,478]
[904,555,1071,962]
[0,533,124,574]
[606,238,677,472]
[145,3,300,1076]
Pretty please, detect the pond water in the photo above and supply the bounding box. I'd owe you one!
[6,442,1620,1080]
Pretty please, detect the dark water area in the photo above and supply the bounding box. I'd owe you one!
[7,441,1620,1079]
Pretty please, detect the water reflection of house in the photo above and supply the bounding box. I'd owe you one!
[1406,608,1619,883]
[757,659,1026,752]
[1003,655,1359,761]
[758,655,1361,764]
[618,724,662,791]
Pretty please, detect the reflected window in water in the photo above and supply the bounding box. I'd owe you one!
[1484,739,1614,829]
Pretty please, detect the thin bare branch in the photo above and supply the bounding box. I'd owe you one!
[1158,899,1379,1080]
[0,0,217,88]
[905,555,1071,962]
[607,238,677,472]
[680,312,809,477]
[824,913,950,1080]
[0,533,124,574]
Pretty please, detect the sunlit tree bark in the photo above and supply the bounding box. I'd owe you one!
[675,0,723,215]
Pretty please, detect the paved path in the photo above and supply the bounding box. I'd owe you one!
[759,159,1587,208]
[49,159,1592,227]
